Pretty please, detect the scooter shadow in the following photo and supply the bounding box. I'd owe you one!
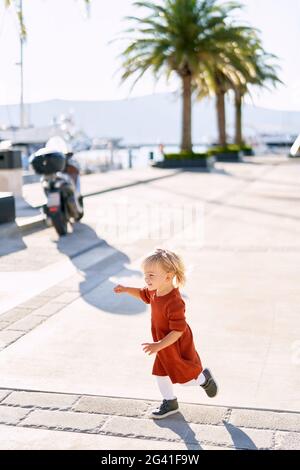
[55,222,147,316]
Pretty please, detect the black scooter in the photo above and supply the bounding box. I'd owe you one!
[30,149,84,236]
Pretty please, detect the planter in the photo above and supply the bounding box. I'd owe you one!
[242,148,254,156]
[214,151,242,162]
[0,192,15,224]
[152,156,215,169]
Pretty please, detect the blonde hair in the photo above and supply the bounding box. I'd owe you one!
[142,248,186,288]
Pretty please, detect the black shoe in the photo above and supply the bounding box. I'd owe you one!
[150,398,179,419]
[201,368,218,397]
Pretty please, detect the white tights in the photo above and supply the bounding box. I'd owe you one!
[155,373,206,400]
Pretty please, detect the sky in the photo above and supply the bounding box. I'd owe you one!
[0,0,299,111]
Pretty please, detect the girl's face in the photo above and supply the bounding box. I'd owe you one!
[143,262,173,290]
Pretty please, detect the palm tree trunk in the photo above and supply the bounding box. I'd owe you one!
[181,74,192,152]
[216,91,226,147]
[234,90,243,145]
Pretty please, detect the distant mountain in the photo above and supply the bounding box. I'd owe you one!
[0,93,299,145]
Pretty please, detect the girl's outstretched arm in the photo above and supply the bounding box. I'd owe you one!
[114,285,141,300]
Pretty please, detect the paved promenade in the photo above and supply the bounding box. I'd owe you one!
[0,155,299,449]
[0,388,299,450]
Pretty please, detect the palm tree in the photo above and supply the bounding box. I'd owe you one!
[119,0,247,153]
[196,66,231,147]
[194,27,258,147]
[195,27,282,147]
[198,65,233,147]
[232,43,282,145]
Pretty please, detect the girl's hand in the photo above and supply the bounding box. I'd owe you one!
[114,284,127,294]
[142,342,162,355]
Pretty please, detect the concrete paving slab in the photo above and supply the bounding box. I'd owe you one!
[229,408,300,432]
[73,396,150,417]
[1,391,79,410]
[0,308,32,324]
[0,330,25,350]
[177,403,228,425]
[7,314,46,332]
[21,409,107,433]
[28,302,66,318]
[187,422,274,450]
[0,390,12,402]
[0,405,31,424]
[101,415,191,443]
[0,424,212,450]
[275,431,300,450]
[0,321,10,331]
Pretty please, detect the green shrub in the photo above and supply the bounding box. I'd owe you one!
[163,144,253,160]
[241,144,252,151]
[209,145,240,154]
[164,152,211,160]
[210,144,253,153]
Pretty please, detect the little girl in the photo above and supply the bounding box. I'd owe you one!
[114,248,218,419]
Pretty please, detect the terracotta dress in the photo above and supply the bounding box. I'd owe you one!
[140,287,203,384]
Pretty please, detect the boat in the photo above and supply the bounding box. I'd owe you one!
[289,134,300,157]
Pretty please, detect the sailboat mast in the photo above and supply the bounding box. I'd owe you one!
[19,0,25,128]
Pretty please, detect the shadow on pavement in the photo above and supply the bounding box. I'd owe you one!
[154,176,300,223]
[153,416,258,450]
[223,421,257,450]
[0,229,27,257]
[154,413,203,450]
[210,168,232,176]
[56,222,147,315]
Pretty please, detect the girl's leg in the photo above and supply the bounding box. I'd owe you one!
[151,376,179,419]
[155,375,176,400]
[181,370,218,397]
[181,371,206,387]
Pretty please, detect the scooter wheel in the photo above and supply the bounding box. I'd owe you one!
[51,211,68,236]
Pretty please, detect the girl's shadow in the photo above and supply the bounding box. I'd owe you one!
[153,416,258,450]
[56,222,147,315]
[154,413,203,450]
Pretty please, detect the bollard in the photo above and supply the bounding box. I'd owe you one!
[128,149,133,168]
